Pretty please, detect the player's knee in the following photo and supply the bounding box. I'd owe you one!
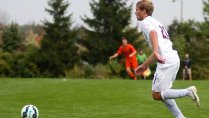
[152,92,162,101]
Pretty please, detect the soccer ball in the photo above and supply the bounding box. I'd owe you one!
[21,105,39,118]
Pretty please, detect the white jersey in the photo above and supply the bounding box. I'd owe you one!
[139,16,179,68]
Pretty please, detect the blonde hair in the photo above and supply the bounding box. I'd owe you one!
[136,0,154,16]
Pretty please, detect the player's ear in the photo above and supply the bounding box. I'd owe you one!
[142,9,147,14]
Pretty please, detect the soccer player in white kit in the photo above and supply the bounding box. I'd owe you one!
[134,0,200,118]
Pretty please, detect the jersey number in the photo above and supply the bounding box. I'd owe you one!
[159,25,169,39]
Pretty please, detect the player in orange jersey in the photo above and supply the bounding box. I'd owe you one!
[109,37,138,80]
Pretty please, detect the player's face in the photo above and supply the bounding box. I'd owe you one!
[185,54,189,59]
[122,39,128,46]
[135,7,144,21]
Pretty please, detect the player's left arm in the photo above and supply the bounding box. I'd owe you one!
[129,45,137,57]
[129,51,136,57]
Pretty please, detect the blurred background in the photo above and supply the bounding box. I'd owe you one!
[0,0,208,80]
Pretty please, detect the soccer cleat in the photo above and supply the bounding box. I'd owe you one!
[187,86,200,107]
[133,76,137,80]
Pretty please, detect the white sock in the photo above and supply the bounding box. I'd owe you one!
[161,89,190,100]
[163,99,185,118]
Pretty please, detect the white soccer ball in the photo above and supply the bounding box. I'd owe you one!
[21,105,39,118]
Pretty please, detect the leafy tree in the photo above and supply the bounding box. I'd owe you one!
[168,20,198,52]
[195,0,209,78]
[35,0,78,77]
[20,24,44,34]
[80,0,140,65]
[201,0,209,38]
[168,19,209,79]
[24,30,40,48]
[0,24,4,46]
[203,0,209,22]
[2,23,23,52]
[0,51,13,76]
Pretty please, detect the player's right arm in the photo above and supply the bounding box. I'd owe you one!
[140,30,161,68]
[109,53,119,60]
[109,46,122,60]
[135,30,164,75]
[143,30,165,66]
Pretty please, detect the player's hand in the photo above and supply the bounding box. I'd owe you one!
[109,56,113,60]
[134,65,147,76]
[155,53,165,64]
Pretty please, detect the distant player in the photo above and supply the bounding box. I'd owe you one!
[109,37,138,80]
[182,53,192,80]
[135,0,200,118]
[136,49,151,79]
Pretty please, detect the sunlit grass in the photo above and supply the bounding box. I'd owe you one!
[0,79,207,118]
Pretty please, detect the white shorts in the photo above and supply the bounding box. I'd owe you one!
[152,62,180,92]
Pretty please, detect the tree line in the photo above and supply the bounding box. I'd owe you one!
[0,0,208,79]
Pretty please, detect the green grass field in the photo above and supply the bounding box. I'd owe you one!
[0,79,208,118]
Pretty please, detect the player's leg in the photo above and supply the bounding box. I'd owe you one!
[131,58,139,80]
[152,62,188,100]
[161,86,200,107]
[152,63,189,118]
[125,61,136,80]
[152,63,200,106]
[152,92,185,118]
[182,69,186,80]
[140,68,145,79]
[141,74,145,80]
[152,64,185,118]
[188,68,192,81]
[163,99,184,118]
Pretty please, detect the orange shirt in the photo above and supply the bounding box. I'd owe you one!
[117,44,137,61]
